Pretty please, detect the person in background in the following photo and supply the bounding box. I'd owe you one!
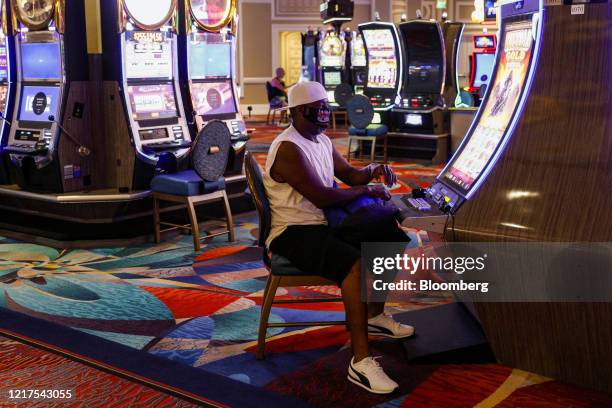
[270,67,288,105]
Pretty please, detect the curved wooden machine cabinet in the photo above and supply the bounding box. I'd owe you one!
[2,0,91,192]
[393,0,611,393]
[449,1,612,392]
[177,0,247,177]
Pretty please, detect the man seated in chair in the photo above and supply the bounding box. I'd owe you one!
[264,81,414,394]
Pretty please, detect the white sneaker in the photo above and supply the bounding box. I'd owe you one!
[348,356,399,394]
[368,313,415,339]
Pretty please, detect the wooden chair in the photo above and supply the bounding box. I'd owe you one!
[265,82,288,125]
[346,94,388,163]
[244,151,345,360]
[151,122,235,251]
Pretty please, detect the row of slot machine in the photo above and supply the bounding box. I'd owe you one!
[301,28,367,104]
[302,18,497,131]
[0,0,247,194]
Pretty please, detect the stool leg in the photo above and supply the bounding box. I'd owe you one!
[153,195,161,244]
[332,112,337,130]
[370,138,376,163]
[266,108,271,125]
[186,197,201,251]
[222,190,235,242]
[257,275,280,360]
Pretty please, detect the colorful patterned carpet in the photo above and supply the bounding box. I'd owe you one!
[0,122,610,406]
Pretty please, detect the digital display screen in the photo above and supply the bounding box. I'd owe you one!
[191,81,236,117]
[351,33,367,67]
[362,29,398,89]
[326,90,335,103]
[473,53,495,87]
[402,23,444,94]
[320,33,345,67]
[484,0,496,21]
[0,85,7,113]
[0,36,8,81]
[19,86,60,122]
[125,31,173,80]
[189,32,231,79]
[127,83,178,121]
[475,35,496,49]
[302,45,317,81]
[21,42,62,80]
[441,19,535,193]
[323,71,342,86]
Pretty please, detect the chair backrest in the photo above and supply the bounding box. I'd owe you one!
[191,120,231,181]
[244,151,272,261]
[334,83,353,108]
[265,82,274,103]
[346,94,374,129]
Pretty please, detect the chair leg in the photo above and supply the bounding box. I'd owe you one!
[332,112,337,130]
[346,137,352,161]
[266,108,271,125]
[186,197,201,251]
[257,275,281,360]
[222,190,235,242]
[153,195,161,244]
[383,135,388,164]
[370,138,376,163]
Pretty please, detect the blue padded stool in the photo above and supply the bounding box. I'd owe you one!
[151,122,235,251]
[346,94,388,163]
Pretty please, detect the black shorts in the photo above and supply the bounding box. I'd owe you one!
[269,219,410,286]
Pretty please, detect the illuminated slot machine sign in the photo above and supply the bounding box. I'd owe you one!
[320,33,344,68]
[125,31,173,80]
[432,8,542,209]
[363,29,397,89]
[351,33,366,67]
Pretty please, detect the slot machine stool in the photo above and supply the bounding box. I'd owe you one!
[331,83,353,129]
[151,122,235,251]
[244,151,345,359]
[346,94,388,163]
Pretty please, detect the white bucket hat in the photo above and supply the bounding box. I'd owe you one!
[287,81,329,108]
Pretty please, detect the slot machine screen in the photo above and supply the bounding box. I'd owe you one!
[440,18,535,195]
[0,37,8,81]
[350,33,367,67]
[189,32,231,79]
[127,83,178,121]
[18,86,60,122]
[473,53,495,87]
[125,31,173,80]
[323,71,342,86]
[191,81,237,117]
[303,44,316,81]
[362,29,398,89]
[320,34,345,67]
[474,35,496,49]
[402,24,443,94]
[484,0,496,21]
[20,42,62,80]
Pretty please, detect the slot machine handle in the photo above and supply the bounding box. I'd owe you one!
[48,115,91,157]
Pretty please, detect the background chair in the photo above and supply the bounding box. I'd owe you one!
[265,82,288,125]
[151,121,235,251]
[330,83,353,129]
[244,151,344,360]
[346,94,388,163]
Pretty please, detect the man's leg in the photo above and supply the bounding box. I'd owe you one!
[341,259,369,362]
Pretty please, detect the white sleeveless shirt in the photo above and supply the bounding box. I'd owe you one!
[264,126,335,247]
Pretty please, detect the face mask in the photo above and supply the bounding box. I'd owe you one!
[303,105,330,127]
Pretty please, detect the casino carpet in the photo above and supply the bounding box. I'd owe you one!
[1,215,611,406]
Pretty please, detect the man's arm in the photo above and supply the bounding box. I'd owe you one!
[332,145,397,187]
[270,142,390,208]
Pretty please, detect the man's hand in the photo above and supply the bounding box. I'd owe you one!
[370,164,397,187]
[362,185,391,201]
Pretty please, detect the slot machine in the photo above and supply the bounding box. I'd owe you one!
[4,0,91,193]
[179,0,247,176]
[442,21,464,107]
[0,0,14,185]
[358,22,402,113]
[347,30,366,94]
[468,33,497,104]
[101,0,191,191]
[317,30,346,105]
[392,20,446,134]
